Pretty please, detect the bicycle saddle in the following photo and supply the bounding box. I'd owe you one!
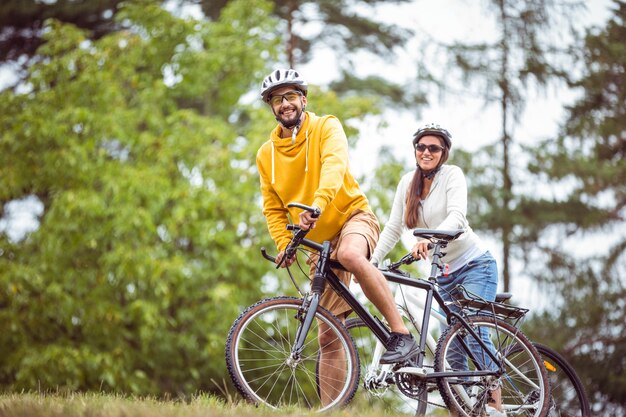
[495,292,513,303]
[412,228,464,241]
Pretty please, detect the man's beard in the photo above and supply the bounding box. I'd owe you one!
[276,107,302,129]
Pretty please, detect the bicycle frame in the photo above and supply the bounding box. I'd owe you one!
[289,236,504,382]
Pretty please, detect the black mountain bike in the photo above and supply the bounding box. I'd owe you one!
[225,203,550,416]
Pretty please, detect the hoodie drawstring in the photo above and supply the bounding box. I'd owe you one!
[271,142,275,184]
[270,128,309,185]
[305,129,309,173]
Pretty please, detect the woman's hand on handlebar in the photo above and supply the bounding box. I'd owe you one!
[275,250,296,268]
[411,239,431,260]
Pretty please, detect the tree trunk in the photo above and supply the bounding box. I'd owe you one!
[286,0,296,68]
[498,0,512,292]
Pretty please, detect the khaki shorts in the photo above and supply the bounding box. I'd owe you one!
[307,210,380,318]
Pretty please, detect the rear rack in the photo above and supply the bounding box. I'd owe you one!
[454,285,528,322]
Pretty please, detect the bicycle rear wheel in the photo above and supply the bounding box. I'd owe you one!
[435,315,550,417]
[533,343,590,417]
[345,317,429,416]
[225,296,360,411]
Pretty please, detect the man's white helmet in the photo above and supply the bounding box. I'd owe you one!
[260,69,308,102]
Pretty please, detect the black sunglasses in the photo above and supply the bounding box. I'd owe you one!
[268,90,303,106]
[415,143,445,153]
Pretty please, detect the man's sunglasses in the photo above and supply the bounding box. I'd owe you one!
[415,143,445,153]
[268,90,303,106]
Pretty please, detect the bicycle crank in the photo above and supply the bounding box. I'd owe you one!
[395,371,427,400]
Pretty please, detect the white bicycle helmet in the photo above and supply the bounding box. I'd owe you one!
[260,68,308,102]
[412,123,452,149]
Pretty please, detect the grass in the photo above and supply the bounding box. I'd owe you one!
[0,392,437,417]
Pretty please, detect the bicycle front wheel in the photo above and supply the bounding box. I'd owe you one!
[435,315,550,417]
[225,296,360,411]
[533,343,590,417]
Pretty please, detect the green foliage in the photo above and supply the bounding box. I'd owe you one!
[0,0,388,396]
[307,85,382,146]
[0,0,126,76]
[202,0,419,109]
[362,147,407,224]
[0,0,281,395]
[522,251,626,413]
[520,2,626,412]
[330,70,428,109]
[202,0,412,61]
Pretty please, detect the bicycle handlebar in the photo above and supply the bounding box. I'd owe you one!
[385,253,418,270]
[382,243,435,271]
[269,203,321,268]
[287,202,321,218]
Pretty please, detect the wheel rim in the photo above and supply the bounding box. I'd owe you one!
[232,302,354,411]
[437,318,548,417]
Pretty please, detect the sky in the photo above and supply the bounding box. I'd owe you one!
[1,0,619,310]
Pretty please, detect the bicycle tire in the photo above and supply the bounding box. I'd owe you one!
[345,317,429,416]
[434,315,550,417]
[532,343,591,417]
[225,296,360,411]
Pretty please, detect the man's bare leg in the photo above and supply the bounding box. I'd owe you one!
[489,387,505,412]
[318,318,346,406]
[335,233,408,334]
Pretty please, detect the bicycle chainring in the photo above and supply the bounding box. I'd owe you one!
[394,372,426,400]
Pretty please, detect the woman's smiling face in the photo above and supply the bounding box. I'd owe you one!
[415,135,445,172]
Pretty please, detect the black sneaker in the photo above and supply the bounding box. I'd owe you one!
[379,332,420,364]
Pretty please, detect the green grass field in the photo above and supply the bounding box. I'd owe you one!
[0,392,434,417]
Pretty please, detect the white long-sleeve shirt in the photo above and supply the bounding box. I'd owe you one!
[371,165,486,272]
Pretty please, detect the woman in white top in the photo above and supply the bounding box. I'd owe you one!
[371,123,505,417]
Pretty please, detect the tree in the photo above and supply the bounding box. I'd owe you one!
[201,0,424,107]
[202,0,411,67]
[521,1,626,412]
[439,0,582,291]
[0,0,127,86]
[0,0,281,394]
[0,0,388,395]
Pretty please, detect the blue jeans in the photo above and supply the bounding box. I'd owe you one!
[438,251,498,371]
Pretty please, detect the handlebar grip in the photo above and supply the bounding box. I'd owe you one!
[287,202,321,218]
[260,247,276,263]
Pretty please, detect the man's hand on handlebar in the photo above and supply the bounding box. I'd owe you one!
[275,250,296,268]
[298,206,320,230]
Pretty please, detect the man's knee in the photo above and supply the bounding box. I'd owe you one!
[336,245,366,268]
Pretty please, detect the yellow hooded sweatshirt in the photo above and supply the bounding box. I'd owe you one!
[256,111,371,251]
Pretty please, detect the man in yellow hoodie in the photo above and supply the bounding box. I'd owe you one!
[256,68,419,404]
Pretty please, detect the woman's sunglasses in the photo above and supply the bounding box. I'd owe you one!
[415,143,445,153]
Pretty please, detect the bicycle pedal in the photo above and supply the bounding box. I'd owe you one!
[395,366,428,377]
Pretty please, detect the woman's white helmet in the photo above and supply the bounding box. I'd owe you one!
[412,123,452,149]
[261,68,308,102]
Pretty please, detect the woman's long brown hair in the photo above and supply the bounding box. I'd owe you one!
[404,136,450,229]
